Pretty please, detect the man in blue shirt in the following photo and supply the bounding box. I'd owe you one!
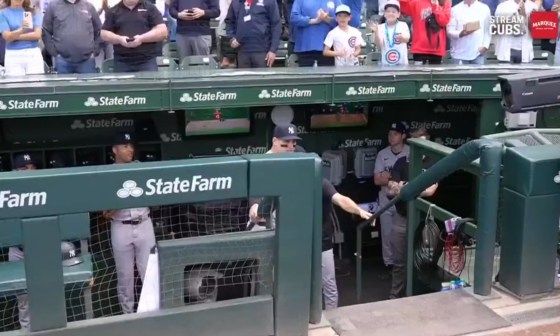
[342,0,362,27]
[226,0,282,67]
[291,0,341,66]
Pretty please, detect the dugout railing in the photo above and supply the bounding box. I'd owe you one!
[356,138,503,301]
[0,153,323,336]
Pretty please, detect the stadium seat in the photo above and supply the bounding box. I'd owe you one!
[101,59,114,73]
[365,52,381,65]
[286,53,299,67]
[0,214,94,321]
[157,56,179,70]
[179,56,218,70]
[533,49,554,65]
[276,41,289,62]
[162,42,180,59]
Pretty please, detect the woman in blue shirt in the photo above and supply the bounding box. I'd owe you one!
[0,0,43,76]
[291,0,341,66]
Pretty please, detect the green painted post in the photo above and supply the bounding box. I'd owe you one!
[473,144,502,295]
[22,216,66,331]
[406,141,423,297]
[309,156,323,324]
[245,153,318,336]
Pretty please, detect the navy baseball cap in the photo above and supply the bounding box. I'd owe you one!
[389,122,408,134]
[13,153,35,170]
[273,124,301,141]
[113,132,136,146]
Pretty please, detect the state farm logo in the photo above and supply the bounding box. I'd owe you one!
[179,92,237,103]
[346,86,396,95]
[420,84,472,93]
[117,181,144,198]
[258,89,312,99]
[531,12,559,39]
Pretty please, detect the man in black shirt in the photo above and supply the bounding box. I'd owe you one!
[101,0,168,72]
[387,128,438,299]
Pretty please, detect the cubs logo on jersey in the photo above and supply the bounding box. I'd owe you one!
[348,36,357,48]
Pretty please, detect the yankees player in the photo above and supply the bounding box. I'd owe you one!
[103,132,156,314]
[250,145,372,309]
[248,123,302,230]
[373,122,409,270]
[9,153,38,330]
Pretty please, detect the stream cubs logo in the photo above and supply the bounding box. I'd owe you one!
[385,50,401,65]
[348,36,357,48]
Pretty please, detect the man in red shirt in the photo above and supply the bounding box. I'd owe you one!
[399,0,451,64]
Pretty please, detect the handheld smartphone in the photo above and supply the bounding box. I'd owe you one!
[126,37,135,42]
[186,9,194,14]
[22,12,32,27]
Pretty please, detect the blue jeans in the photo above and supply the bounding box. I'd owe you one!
[451,54,485,65]
[113,58,158,73]
[55,56,97,74]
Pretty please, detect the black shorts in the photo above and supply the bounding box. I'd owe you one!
[219,36,236,61]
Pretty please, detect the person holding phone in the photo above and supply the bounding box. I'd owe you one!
[101,0,168,72]
[0,0,43,76]
[169,0,220,61]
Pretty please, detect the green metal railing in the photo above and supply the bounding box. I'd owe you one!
[356,139,503,302]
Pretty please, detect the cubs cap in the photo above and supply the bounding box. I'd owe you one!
[273,123,301,141]
[13,153,36,170]
[335,4,351,14]
[384,0,400,10]
[61,241,83,267]
[113,132,136,146]
[390,122,408,134]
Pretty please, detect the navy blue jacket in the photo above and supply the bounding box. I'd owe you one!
[169,0,220,36]
[225,0,281,53]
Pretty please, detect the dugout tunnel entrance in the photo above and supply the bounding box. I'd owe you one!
[0,154,323,336]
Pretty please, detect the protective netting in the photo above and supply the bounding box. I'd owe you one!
[540,133,560,145]
[0,198,275,331]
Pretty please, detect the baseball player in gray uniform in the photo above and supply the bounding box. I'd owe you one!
[374,122,409,269]
[103,133,156,314]
[8,153,38,330]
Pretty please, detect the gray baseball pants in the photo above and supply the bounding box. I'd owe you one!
[8,247,29,330]
[389,212,407,299]
[111,219,156,314]
[322,248,338,309]
[379,198,396,266]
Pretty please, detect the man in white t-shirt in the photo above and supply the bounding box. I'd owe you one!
[323,4,364,67]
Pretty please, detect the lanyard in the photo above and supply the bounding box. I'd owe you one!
[245,0,252,11]
[385,22,397,49]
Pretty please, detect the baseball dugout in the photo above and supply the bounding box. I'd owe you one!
[0,153,323,336]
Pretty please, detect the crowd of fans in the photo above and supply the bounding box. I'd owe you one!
[0,0,557,75]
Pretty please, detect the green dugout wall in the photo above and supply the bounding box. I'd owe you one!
[0,153,322,336]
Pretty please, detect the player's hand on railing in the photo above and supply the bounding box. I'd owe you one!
[358,209,373,221]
